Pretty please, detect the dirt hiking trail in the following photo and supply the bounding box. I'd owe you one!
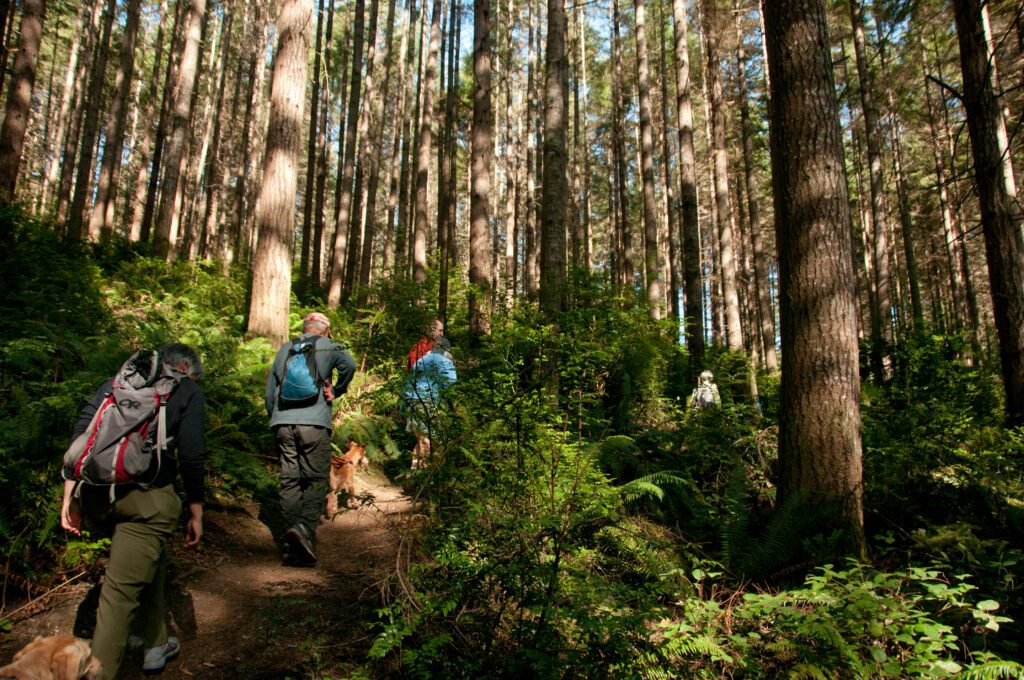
[0,467,412,679]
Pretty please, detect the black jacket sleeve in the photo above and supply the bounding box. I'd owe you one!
[175,382,206,504]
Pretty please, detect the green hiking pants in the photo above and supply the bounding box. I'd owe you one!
[81,483,181,680]
[275,424,331,535]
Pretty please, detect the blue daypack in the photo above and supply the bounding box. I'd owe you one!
[279,339,321,408]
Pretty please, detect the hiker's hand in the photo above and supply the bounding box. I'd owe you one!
[61,499,82,536]
[61,480,82,536]
[185,502,203,547]
[324,383,334,402]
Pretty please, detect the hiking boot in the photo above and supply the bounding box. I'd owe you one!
[142,636,179,672]
[284,523,316,565]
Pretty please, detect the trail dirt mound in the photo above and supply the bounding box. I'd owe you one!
[0,468,411,679]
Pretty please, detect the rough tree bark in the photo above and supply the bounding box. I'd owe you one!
[735,1,777,370]
[673,0,705,378]
[701,0,743,350]
[411,0,442,284]
[247,0,312,345]
[89,0,144,240]
[469,0,494,335]
[764,0,865,554]
[66,0,116,240]
[953,0,1024,426]
[635,0,663,320]
[301,0,326,284]
[0,0,46,203]
[327,0,367,304]
[848,0,893,377]
[539,0,568,316]
[153,0,206,259]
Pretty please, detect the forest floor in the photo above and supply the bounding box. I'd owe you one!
[0,466,411,679]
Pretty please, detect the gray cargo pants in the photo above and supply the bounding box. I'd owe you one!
[275,424,332,535]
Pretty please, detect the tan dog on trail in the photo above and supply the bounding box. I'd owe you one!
[0,635,101,680]
[326,442,368,518]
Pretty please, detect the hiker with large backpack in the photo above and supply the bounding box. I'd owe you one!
[264,312,355,566]
[59,343,205,680]
[689,370,722,410]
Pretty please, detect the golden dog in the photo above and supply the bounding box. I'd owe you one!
[326,442,368,518]
[0,635,101,680]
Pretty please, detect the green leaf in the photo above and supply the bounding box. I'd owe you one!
[976,600,1000,612]
[870,647,887,663]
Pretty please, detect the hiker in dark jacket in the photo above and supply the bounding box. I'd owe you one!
[60,343,205,680]
[265,312,356,566]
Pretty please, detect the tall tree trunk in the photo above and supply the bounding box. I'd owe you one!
[198,4,233,259]
[41,0,92,209]
[953,0,1024,426]
[301,0,326,284]
[411,0,442,285]
[358,0,401,304]
[90,0,144,240]
[673,0,704,377]
[735,1,777,370]
[764,0,865,555]
[657,0,679,320]
[247,0,312,345]
[577,4,592,271]
[848,0,893,378]
[328,0,367,305]
[0,0,45,203]
[540,0,568,316]
[153,0,206,259]
[347,0,384,301]
[701,0,742,350]
[136,0,183,243]
[55,0,105,223]
[610,0,630,286]
[228,8,263,265]
[384,0,415,272]
[635,0,662,319]
[311,0,336,288]
[874,27,924,332]
[523,0,539,296]
[469,0,493,335]
[66,0,116,239]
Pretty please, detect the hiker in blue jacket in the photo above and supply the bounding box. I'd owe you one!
[402,340,457,468]
[265,312,356,566]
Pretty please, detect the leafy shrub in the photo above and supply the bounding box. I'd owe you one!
[658,562,1021,678]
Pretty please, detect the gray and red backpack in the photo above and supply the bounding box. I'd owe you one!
[63,350,183,492]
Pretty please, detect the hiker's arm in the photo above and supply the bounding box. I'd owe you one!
[184,502,203,547]
[71,381,112,440]
[60,479,81,536]
[177,387,206,509]
[330,348,357,395]
[265,347,285,416]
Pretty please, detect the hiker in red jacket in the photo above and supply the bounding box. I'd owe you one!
[406,318,446,370]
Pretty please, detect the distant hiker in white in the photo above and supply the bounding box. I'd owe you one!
[690,370,721,410]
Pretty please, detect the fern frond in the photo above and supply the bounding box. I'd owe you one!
[788,663,833,680]
[662,634,724,659]
[960,660,1024,679]
[618,472,689,504]
[721,463,751,569]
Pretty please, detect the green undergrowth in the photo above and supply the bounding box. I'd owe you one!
[1,211,1022,676]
